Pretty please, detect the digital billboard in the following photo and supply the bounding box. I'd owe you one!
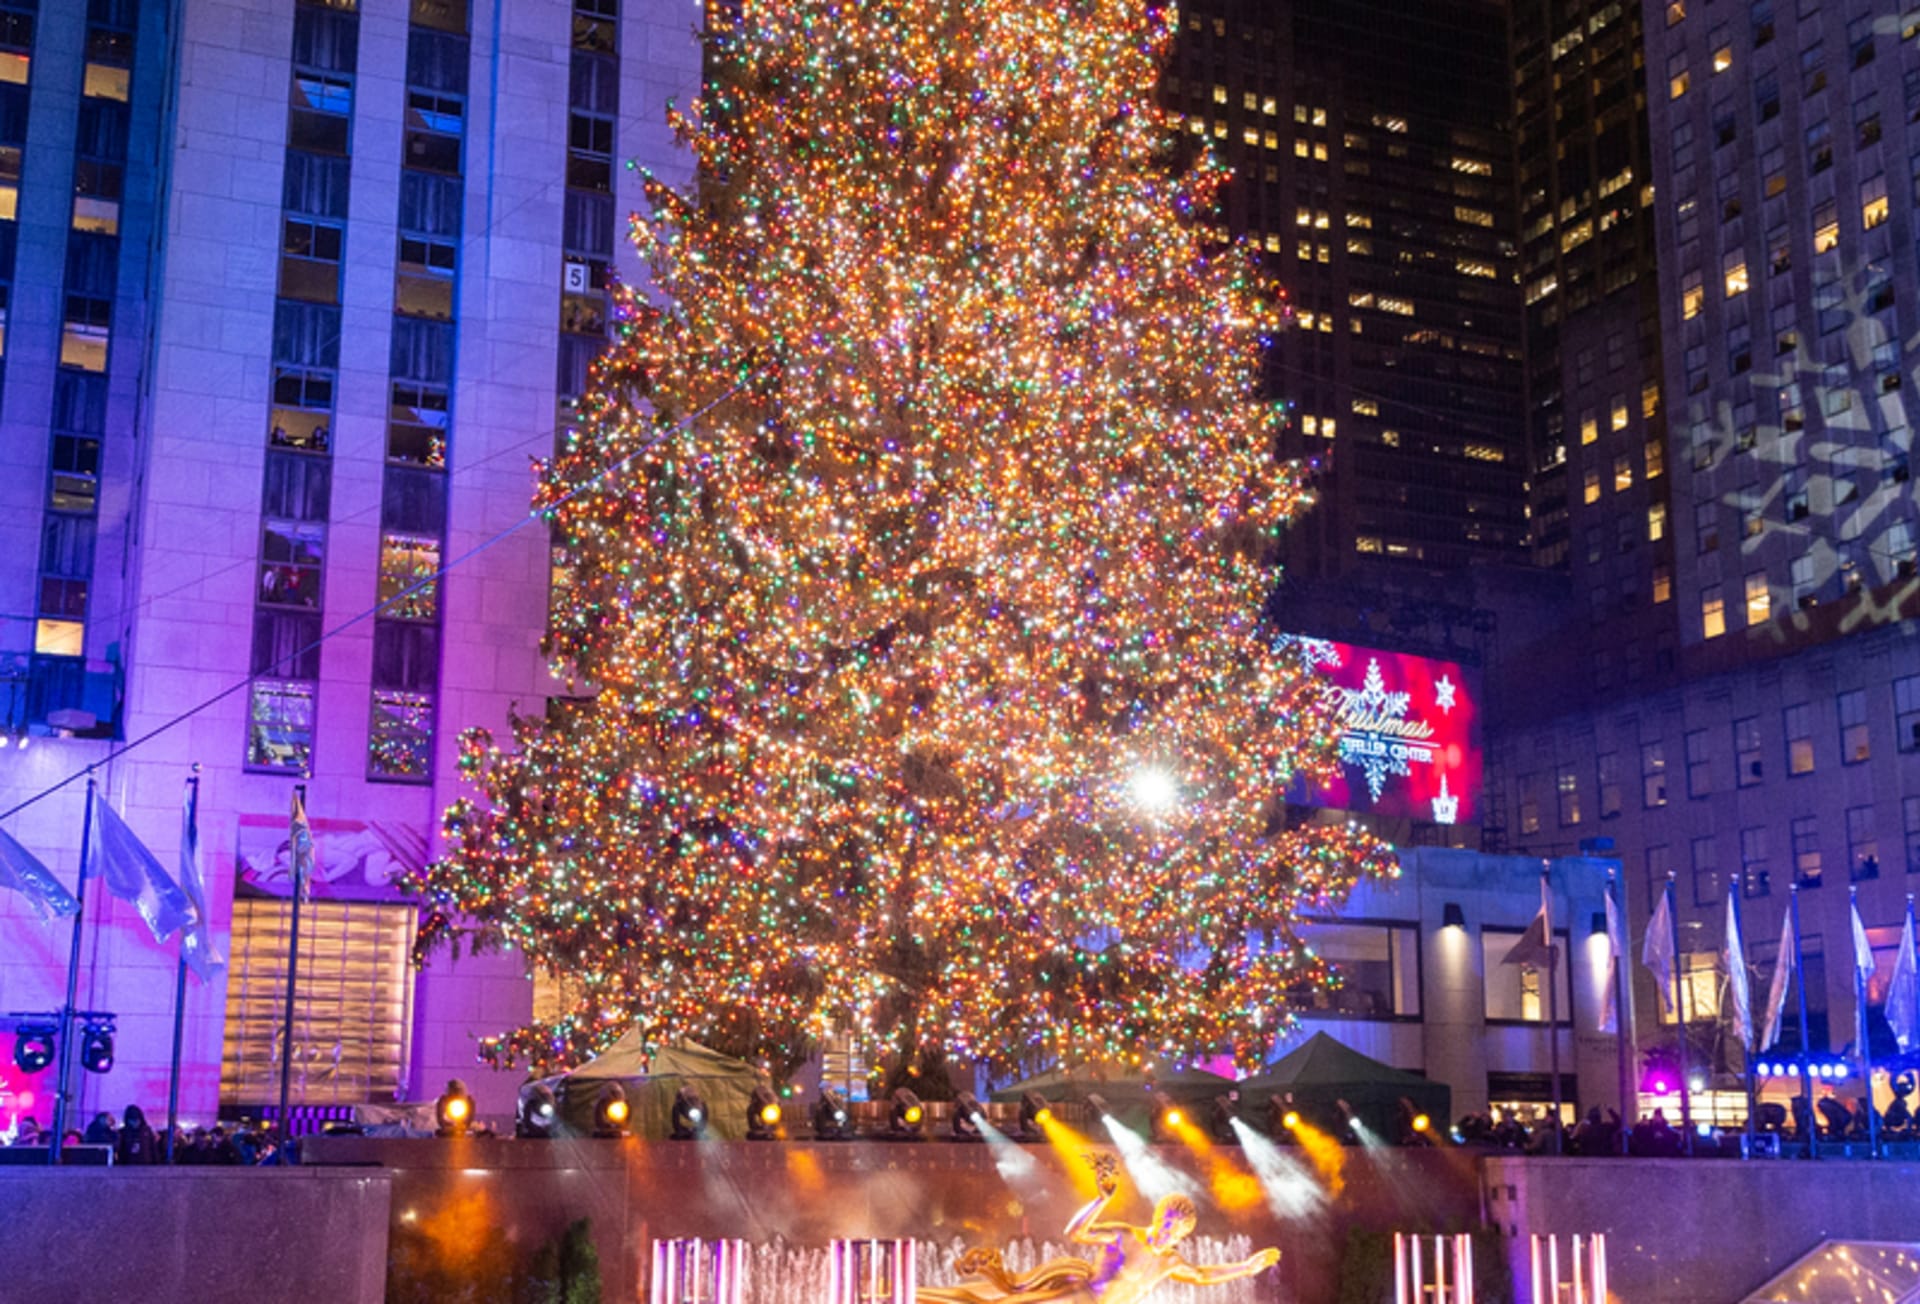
[1292,638,1482,824]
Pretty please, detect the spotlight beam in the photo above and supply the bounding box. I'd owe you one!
[1101,1114,1200,1202]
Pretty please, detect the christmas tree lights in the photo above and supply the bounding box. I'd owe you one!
[411,0,1394,1078]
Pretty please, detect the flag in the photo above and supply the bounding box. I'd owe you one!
[0,825,79,922]
[91,798,197,943]
[1851,898,1877,987]
[1643,881,1677,1014]
[1760,908,1796,1051]
[290,788,315,902]
[178,780,224,982]
[1600,884,1626,1034]
[1502,878,1556,967]
[1723,885,1753,1052]
[1888,908,1919,1056]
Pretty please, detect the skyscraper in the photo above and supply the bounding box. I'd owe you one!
[0,0,699,1124]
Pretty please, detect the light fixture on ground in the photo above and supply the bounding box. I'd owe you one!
[669,1085,704,1140]
[951,1092,985,1141]
[1209,1092,1242,1144]
[517,1082,559,1139]
[813,1087,854,1140]
[1151,1097,1185,1143]
[1018,1091,1053,1141]
[435,1079,474,1137]
[747,1084,782,1141]
[1263,1096,1299,1140]
[594,1082,632,1139]
[1083,1093,1111,1123]
[888,1087,925,1139]
[12,1023,55,1075]
[79,1021,114,1074]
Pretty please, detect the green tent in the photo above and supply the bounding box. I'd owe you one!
[988,1063,1236,1133]
[1234,1032,1449,1139]
[545,1036,764,1140]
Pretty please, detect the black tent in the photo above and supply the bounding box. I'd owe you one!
[1235,1032,1449,1140]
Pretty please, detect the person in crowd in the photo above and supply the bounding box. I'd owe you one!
[82,1111,117,1146]
[12,1117,43,1146]
[115,1104,161,1165]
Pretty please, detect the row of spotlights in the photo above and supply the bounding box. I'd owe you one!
[11,1022,112,1076]
[1754,1061,1851,1080]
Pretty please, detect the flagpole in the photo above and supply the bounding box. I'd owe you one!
[1791,885,1815,1160]
[165,768,200,1164]
[1543,867,1563,1154]
[1853,887,1880,1158]
[1732,876,1753,1159]
[276,781,306,1164]
[1609,871,1635,1156]
[49,776,97,1167]
[1665,873,1694,1155]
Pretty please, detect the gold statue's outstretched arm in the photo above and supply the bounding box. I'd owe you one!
[1168,1247,1281,1286]
[1063,1185,1131,1246]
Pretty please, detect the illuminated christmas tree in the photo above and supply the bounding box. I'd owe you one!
[412,0,1394,1078]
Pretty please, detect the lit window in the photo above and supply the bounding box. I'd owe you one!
[1670,69,1690,99]
[1649,502,1668,541]
[35,618,83,657]
[1584,470,1601,504]
[1246,128,1261,147]
[1261,96,1277,115]
[1666,0,1685,24]
[1724,257,1748,297]
[82,63,128,101]
[1302,415,1318,436]
[1713,45,1732,73]
[1611,397,1629,431]
[1681,272,1704,319]
[71,197,119,236]
[369,690,434,782]
[1351,397,1379,416]
[378,533,442,621]
[1746,572,1771,625]
[1702,586,1726,638]
[1453,206,1494,228]
[1242,92,1257,111]
[1862,175,1889,230]
[1580,410,1599,445]
[0,53,25,86]
[1653,565,1673,603]
[1614,455,1633,491]
[1814,209,1839,252]
[248,679,316,773]
[1294,138,1309,157]
[1646,437,1664,478]
[1213,84,1228,104]
[60,324,109,373]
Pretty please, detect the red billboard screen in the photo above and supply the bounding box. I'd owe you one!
[1294,639,1481,824]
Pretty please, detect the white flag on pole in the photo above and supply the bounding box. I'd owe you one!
[1643,882,1676,1015]
[1724,885,1753,1052]
[1760,908,1796,1052]
[1600,885,1626,1034]
[1887,909,1919,1056]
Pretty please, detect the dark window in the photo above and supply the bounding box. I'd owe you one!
[283,150,350,220]
[390,317,452,385]
[372,621,439,691]
[382,465,446,533]
[251,611,323,680]
[406,28,468,94]
[293,6,359,74]
[262,450,332,521]
[273,300,340,368]
[398,170,462,237]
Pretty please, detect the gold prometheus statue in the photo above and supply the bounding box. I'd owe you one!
[918,1153,1279,1303]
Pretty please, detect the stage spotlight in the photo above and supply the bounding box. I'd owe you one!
[1262,1096,1297,1140]
[435,1078,474,1137]
[593,1082,632,1139]
[1152,1099,1186,1142]
[889,1087,926,1139]
[517,1082,559,1139]
[670,1085,705,1140]
[1412,1113,1431,1135]
[747,1084,782,1141]
[1018,1092,1053,1141]
[1209,1092,1242,1143]
[951,1092,985,1141]
[13,1024,55,1075]
[1084,1093,1111,1121]
[80,1022,114,1074]
[812,1087,854,1140]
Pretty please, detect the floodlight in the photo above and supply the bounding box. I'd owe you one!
[1018,1091,1053,1141]
[812,1088,854,1140]
[1412,1113,1431,1134]
[1084,1093,1111,1121]
[517,1082,559,1139]
[435,1078,474,1137]
[747,1084,782,1141]
[1209,1092,1241,1143]
[951,1092,985,1141]
[889,1087,925,1139]
[79,1022,114,1074]
[595,1082,632,1139]
[670,1085,705,1140]
[13,1024,55,1075]
[1152,1098,1186,1142]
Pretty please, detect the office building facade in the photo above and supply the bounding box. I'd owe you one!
[0,0,699,1127]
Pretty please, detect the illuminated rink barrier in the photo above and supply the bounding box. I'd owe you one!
[1528,1233,1607,1304]
[657,1237,1267,1303]
[1393,1232,1472,1304]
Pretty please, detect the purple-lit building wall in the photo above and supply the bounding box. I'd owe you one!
[0,0,700,1135]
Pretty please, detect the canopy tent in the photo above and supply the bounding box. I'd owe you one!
[1234,1032,1449,1139]
[540,1035,764,1139]
[988,1063,1237,1133]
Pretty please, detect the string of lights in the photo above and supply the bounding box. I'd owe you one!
[412,0,1394,1079]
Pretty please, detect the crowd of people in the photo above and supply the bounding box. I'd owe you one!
[6,1104,294,1165]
